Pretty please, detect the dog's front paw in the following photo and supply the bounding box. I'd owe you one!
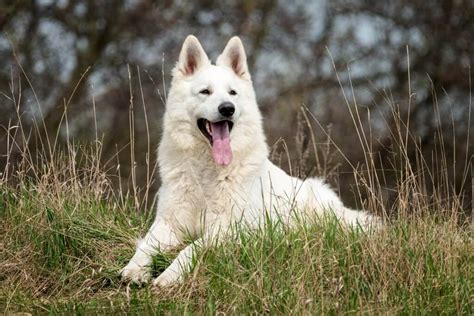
[152,268,182,288]
[120,261,151,285]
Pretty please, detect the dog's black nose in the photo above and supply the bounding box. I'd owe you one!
[218,102,235,117]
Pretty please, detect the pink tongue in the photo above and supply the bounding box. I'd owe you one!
[211,121,232,166]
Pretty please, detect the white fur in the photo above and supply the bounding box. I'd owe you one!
[121,35,378,287]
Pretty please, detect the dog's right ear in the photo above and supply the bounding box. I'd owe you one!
[174,35,210,77]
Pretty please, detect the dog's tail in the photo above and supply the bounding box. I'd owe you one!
[304,178,381,231]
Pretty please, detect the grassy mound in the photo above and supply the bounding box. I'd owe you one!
[1,187,471,313]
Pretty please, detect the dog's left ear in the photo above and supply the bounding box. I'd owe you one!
[216,36,250,80]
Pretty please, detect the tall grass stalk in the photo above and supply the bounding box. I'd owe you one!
[0,61,472,314]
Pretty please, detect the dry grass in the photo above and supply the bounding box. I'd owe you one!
[0,64,472,313]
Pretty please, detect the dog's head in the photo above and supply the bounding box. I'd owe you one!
[165,36,263,166]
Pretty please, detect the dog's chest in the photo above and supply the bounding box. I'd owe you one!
[160,151,263,217]
[193,165,250,212]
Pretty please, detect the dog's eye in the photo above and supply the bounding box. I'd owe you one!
[199,89,211,95]
[229,89,237,96]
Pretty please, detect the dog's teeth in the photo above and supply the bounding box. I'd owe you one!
[206,122,212,134]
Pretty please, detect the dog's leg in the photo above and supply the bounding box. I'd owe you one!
[152,238,204,287]
[151,223,229,287]
[121,218,180,284]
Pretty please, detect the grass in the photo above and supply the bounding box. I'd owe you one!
[1,181,472,314]
[1,60,472,314]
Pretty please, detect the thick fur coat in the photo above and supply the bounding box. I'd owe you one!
[121,36,377,287]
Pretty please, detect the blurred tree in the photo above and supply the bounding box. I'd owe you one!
[0,0,472,211]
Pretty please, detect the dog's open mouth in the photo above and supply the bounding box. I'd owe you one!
[197,119,234,166]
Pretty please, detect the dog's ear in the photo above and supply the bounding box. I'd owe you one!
[217,36,250,80]
[175,35,210,76]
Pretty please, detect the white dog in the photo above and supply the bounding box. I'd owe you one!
[121,35,377,287]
